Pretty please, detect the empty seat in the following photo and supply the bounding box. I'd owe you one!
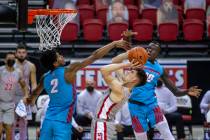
[183,19,204,41]
[180,0,185,8]
[61,22,79,42]
[77,0,90,5]
[127,5,139,26]
[141,8,157,25]
[108,22,129,41]
[94,0,104,8]
[124,0,135,5]
[96,5,108,25]
[78,5,95,24]
[132,19,153,41]
[173,0,179,5]
[158,23,178,41]
[207,0,210,7]
[83,19,104,41]
[186,8,205,21]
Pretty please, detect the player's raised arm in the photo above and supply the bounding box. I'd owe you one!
[100,63,131,95]
[64,39,130,83]
[100,61,140,95]
[112,52,128,82]
[161,69,202,98]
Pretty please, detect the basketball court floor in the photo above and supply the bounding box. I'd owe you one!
[27,126,205,140]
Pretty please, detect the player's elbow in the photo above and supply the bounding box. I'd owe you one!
[111,57,117,63]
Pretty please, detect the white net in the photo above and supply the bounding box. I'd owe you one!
[35,12,77,51]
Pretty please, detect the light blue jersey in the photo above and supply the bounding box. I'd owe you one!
[130,60,164,105]
[129,60,164,132]
[43,67,74,123]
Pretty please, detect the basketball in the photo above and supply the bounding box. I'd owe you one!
[128,47,148,65]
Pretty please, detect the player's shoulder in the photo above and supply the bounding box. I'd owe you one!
[0,66,5,70]
[43,71,51,78]
[155,60,162,67]
[0,66,6,74]
[155,60,164,72]
[65,62,81,72]
[77,90,86,98]
[27,61,36,69]
[205,90,210,96]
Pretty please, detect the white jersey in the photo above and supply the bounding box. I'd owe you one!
[95,87,130,121]
[14,60,31,103]
[0,66,20,103]
[91,87,130,140]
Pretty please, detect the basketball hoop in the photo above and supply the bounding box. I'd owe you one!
[28,9,77,51]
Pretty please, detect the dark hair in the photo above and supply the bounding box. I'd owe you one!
[135,69,147,87]
[40,50,57,71]
[149,41,161,49]
[156,79,163,88]
[5,52,15,58]
[16,42,27,51]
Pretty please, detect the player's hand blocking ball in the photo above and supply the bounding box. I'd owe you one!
[128,47,149,65]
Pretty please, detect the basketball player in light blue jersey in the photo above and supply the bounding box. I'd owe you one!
[24,39,130,140]
[112,41,202,140]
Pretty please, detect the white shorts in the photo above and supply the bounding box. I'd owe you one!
[91,119,116,140]
[0,102,15,125]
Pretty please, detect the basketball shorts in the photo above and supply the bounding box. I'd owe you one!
[40,119,72,140]
[128,102,164,133]
[91,119,116,140]
[0,102,15,125]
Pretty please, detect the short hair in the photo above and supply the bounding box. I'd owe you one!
[149,41,161,49]
[5,52,15,58]
[40,50,57,71]
[135,69,147,87]
[16,42,27,51]
[111,0,124,8]
[157,79,163,88]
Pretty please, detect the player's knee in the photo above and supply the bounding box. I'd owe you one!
[131,116,146,133]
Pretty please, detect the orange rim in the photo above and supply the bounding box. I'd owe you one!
[28,9,77,24]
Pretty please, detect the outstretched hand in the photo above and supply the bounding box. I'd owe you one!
[23,96,33,105]
[188,86,202,98]
[121,30,138,38]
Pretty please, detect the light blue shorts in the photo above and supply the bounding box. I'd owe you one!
[129,102,164,133]
[40,119,72,140]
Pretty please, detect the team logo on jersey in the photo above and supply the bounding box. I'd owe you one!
[97,133,103,140]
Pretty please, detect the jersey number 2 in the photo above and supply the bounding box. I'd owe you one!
[51,79,58,94]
